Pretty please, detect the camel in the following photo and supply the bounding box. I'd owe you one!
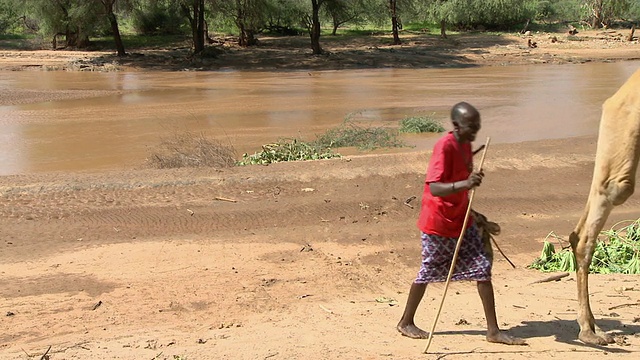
[569,68,640,345]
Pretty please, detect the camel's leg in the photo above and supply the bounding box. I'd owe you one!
[571,179,634,345]
[571,194,613,345]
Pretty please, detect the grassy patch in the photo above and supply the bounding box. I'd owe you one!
[399,115,445,134]
[314,116,406,150]
[147,131,237,169]
[402,21,441,34]
[237,138,340,165]
[0,34,41,50]
[529,219,640,274]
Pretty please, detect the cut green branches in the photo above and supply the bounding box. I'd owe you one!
[529,220,640,274]
[237,138,340,165]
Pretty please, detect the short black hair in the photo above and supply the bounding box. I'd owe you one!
[451,102,480,124]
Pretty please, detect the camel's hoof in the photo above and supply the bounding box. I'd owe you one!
[579,330,612,345]
[597,331,616,344]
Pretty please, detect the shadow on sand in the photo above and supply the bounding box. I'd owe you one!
[429,318,638,358]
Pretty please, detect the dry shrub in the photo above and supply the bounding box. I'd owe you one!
[147,131,237,169]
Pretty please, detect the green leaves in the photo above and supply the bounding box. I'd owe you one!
[529,240,577,272]
[529,220,640,274]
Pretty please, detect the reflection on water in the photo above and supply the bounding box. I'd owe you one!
[0,61,639,175]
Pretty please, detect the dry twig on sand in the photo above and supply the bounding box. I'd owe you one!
[608,302,640,310]
[529,272,570,284]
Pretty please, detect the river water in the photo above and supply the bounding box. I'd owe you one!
[1,60,639,175]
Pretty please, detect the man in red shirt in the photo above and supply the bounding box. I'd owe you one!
[397,102,525,345]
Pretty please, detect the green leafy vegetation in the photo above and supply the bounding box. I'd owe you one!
[237,138,340,166]
[399,115,446,134]
[529,220,640,274]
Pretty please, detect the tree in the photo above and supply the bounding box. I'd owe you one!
[212,0,269,46]
[0,0,22,34]
[129,0,185,35]
[23,0,101,49]
[305,0,350,54]
[324,0,364,35]
[427,0,539,36]
[180,0,206,53]
[234,0,267,46]
[389,0,401,44]
[99,0,126,56]
[582,0,630,28]
[309,0,325,54]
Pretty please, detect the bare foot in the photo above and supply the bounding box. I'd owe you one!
[397,323,430,339]
[486,331,527,345]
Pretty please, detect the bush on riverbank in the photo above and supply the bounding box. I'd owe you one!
[315,117,406,151]
[147,131,237,169]
[399,114,446,133]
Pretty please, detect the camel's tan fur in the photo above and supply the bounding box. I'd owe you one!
[569,68,640,345]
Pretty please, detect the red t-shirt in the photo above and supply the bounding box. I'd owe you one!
[417,132,473,237]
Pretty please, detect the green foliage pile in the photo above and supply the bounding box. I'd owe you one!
[237,138,341,166]
[147,131,237,169]
[528,237,577,272]
[399,115,445,134]
[314,118,405,151]
[529,220,640,274]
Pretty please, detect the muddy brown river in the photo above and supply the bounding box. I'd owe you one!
[1,60,639,175]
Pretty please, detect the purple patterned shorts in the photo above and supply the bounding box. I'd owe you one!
[415,223,491,284]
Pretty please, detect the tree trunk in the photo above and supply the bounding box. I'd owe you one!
[239,27,257,46]
[102,0,126,56]
[195,0,205,53]
[66,27,77,47]
[390,0,401,45]
[310,0,323,55]
[520,19,531,34]
[629,25,636,42]
[182,0,206,54]
[590,1,604,29]
[440,19,447,39]
[235,0,258,47]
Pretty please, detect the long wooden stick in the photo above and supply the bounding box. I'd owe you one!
[423,137,491,354]
[490,235,516,269]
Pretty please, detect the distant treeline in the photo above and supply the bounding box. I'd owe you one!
[0,0,638,55]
